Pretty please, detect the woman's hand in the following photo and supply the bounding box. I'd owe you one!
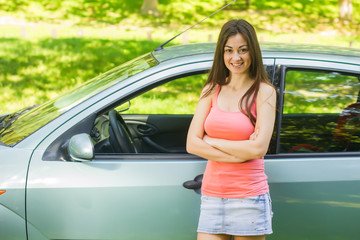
[203,134,212,145]
[249,129,260,141]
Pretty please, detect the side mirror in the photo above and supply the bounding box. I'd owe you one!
[117,101,131,113]
[64,133,94,162]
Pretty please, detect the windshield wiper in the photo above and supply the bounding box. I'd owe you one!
[0,105,39,133]
[0,113,14,132]
[0,114,10,124]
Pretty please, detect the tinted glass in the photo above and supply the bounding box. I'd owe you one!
[280,70,360,153]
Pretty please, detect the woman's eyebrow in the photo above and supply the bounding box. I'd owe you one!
[225,44,248,49]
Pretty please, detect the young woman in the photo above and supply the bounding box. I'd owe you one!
[186,19,276,240]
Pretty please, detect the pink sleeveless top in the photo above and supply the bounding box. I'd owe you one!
[202,85,269,198]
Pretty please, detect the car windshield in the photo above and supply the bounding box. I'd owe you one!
[0,53,158,146]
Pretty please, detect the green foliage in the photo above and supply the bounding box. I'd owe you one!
[0,0,28,12]
[0,0,144,24]
[1,0,359,29]
[0,0,359,114]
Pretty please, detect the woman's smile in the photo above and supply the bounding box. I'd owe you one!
[231,62,243,68]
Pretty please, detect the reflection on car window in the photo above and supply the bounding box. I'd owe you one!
[280,70,360,153]
[0,54,158,146]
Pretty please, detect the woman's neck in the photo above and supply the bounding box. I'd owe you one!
[227,73,253,91]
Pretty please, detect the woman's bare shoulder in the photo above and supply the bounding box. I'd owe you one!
[200,84,217,99]
[259,82,275,96]
[257,82,276,107]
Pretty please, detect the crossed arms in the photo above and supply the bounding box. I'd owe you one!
[186,83,276,163]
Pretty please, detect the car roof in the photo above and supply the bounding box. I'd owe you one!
[152,42,360,65]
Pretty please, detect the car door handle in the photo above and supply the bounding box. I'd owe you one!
[137,125,156,135]
[183,174,203,190]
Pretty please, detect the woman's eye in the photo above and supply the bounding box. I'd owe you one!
[239,48,248,53]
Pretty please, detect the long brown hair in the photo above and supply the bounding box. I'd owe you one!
[203,19,270,126]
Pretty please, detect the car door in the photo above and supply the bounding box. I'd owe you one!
[25,62,211,240]
[26,152,205,240]
[266,58,360,240]
[25,58,275,240]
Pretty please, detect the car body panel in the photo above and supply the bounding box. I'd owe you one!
[269,180,360,240]
[27,153,205,240]
[266,157,360,183]
[0,205,27,240]
[275,58,360,72]
[0,146,32,240]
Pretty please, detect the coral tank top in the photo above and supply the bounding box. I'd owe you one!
[202,85,269,198]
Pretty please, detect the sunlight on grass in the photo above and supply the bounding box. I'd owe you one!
[0,0,359,114]
[0,34,163,114]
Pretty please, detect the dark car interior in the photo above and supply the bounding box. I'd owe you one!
[92,112,191,154]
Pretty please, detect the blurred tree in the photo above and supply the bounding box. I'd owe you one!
[141,0,160,16]
[339,0,353,21]
[0,0,28,11]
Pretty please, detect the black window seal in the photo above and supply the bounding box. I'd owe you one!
[265,151,360,159]
[94,153,205,161]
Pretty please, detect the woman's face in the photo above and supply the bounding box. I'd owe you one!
[223,33,251,77]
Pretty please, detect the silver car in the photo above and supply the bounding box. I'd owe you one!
[1,42,360,240]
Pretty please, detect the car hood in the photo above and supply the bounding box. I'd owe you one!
[0,143,8,148]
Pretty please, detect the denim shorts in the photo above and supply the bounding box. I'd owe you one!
[197,193,273,236]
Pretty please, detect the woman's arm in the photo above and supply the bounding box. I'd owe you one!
[186,85,245,163]
[203,83,276,161]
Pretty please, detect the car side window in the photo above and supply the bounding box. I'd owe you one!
[120,73,207,114]
[92,73,207,154]
[280,69,360,153]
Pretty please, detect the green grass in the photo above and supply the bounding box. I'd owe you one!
[0,0,359,113]
[0,36,163,113]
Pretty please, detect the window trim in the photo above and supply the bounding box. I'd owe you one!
[94,153,205,161]
[266,151,360,159]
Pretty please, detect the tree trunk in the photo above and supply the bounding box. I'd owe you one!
[339,0,353,21]
[141,0,160,16]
